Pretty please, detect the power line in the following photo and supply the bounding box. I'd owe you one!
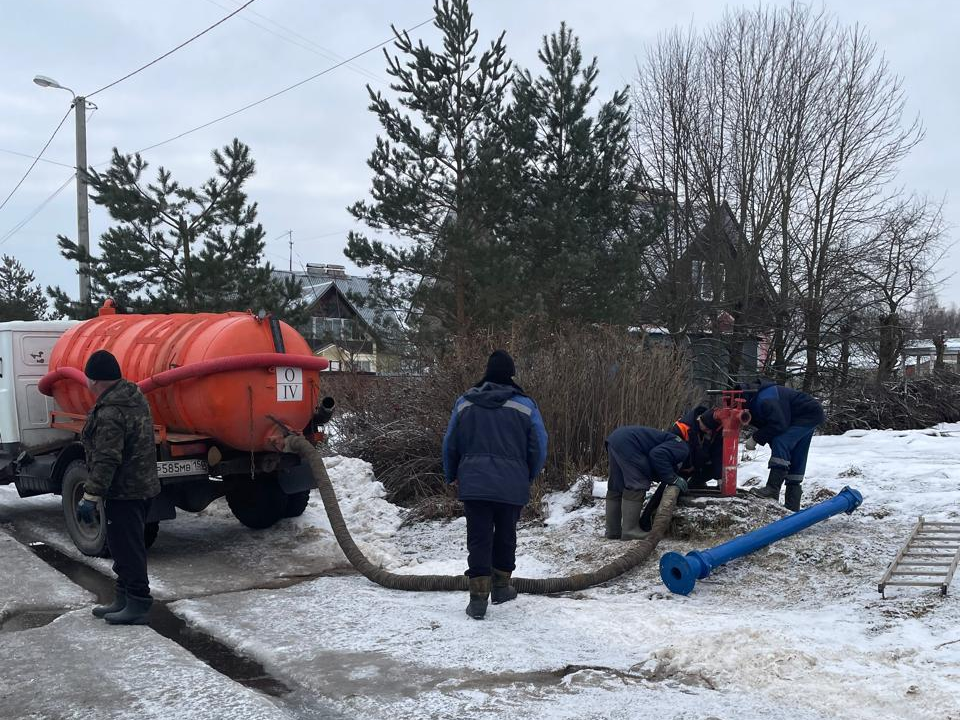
[0,172,75,246]
[0,147,74,170]
[0,107,72,213]
[87,0,259,98]
[130,17,433,156]
[202,0,383,84]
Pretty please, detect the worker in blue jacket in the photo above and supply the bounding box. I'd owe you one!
[443,350,548,620]
[628,407,724,537]
[603,409,711,540]
[738,378,825,512]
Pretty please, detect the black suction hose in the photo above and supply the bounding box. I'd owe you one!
[285,435,679,593]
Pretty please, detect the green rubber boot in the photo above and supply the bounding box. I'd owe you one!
[753,466,788,501]
[604,493,622,539]
[104,594,152,626]
[465,576,491,619]
[92,588,126,619]
[784,481,803,512]
[491,569,518,604]
[621,489,649,540]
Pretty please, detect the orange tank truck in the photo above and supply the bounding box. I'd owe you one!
[15,302,336,556]
[47,303,324,451]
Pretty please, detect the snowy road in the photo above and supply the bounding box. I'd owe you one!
[1,431,959,719]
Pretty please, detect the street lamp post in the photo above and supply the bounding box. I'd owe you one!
[33,75,91,308]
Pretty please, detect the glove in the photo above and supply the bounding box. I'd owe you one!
[669,476,689,493]
[76,497,98,524]
[744,435,757,451]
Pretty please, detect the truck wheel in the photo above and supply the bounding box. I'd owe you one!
[144,522,160,549]
[283,490,311,518]
[225,478,287,529]
[61,460,110,558]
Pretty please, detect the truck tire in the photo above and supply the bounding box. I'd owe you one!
[61,460,110,557]
[144,521,160,549]
[225,478,287,529]
[283,490,311,518]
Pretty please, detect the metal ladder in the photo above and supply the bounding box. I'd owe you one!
[879,517,960,597]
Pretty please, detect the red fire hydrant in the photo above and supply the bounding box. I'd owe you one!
[713,390,751,497]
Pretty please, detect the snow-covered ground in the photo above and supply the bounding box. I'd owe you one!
[173,427,960,720]
[2,428,959,719]
[0,611,299,719]
[0,527,92,626]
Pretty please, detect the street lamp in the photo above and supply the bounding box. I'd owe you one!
[33,74,91,308]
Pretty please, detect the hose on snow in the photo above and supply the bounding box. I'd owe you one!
[284,434,680,594]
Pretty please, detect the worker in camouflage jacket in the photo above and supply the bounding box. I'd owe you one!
[79,349,160,625]
[738,378,825,512]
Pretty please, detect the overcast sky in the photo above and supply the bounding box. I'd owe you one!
[1,0,958,308]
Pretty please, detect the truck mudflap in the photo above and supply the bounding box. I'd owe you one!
[278,462,316,495]
[13,454,59,497]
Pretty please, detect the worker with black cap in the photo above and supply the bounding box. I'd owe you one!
[442,349,548,620]
[80,349,160,625]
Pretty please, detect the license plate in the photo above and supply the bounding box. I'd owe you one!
[156,459,208,478]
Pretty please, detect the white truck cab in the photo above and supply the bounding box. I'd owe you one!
[0,320,77,456]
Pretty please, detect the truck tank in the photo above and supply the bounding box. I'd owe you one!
[45,304,327,451]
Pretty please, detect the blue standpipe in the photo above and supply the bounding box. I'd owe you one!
[660,486,863,595]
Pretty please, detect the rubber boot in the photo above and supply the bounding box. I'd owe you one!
[491,568,518,605]
[104,594,152,625]
[621,489,648,540]
[465,576,491,620]
[753,466,788,501]
[638,482,667,533]
[92,588,126,619]
[784,483,803,512]
[604,494,622,539]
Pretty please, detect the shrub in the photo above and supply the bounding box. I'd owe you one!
[823,370,960,433]
[323,321,697,513]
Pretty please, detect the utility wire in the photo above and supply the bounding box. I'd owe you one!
[0,107,72,213]
[0,172,75,246]
[87,0,258,98]
[202,0,383,84]
[0,147,74,170]
[131,18,432,156]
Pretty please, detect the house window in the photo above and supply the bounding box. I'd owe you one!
[310,316,367,341]
[691,260,724,301]
[327,360,341,372]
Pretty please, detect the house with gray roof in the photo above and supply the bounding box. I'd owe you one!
[272,264,401,374]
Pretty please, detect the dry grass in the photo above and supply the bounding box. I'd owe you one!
[324,321,697,516]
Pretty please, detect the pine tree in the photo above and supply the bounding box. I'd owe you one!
[345,0,513,340]
[0,255,49,321]
[503,24,648,324]
[48,139,303,321]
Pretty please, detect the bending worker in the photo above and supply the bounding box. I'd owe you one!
[739,378,825,512]
[443,350,548,620]
[604,407,719,540]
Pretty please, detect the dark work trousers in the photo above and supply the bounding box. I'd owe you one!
[463,500,523,578]
[105,498,151,599]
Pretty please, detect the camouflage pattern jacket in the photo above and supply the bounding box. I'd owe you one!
[81,379,160,500]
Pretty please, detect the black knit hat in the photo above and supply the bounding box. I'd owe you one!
[699,408,721,432]
[482,349,516,385]
[84,350,121,381]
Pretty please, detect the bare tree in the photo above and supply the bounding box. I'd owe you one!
[632,4,925,390]
[856,197,946,381]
